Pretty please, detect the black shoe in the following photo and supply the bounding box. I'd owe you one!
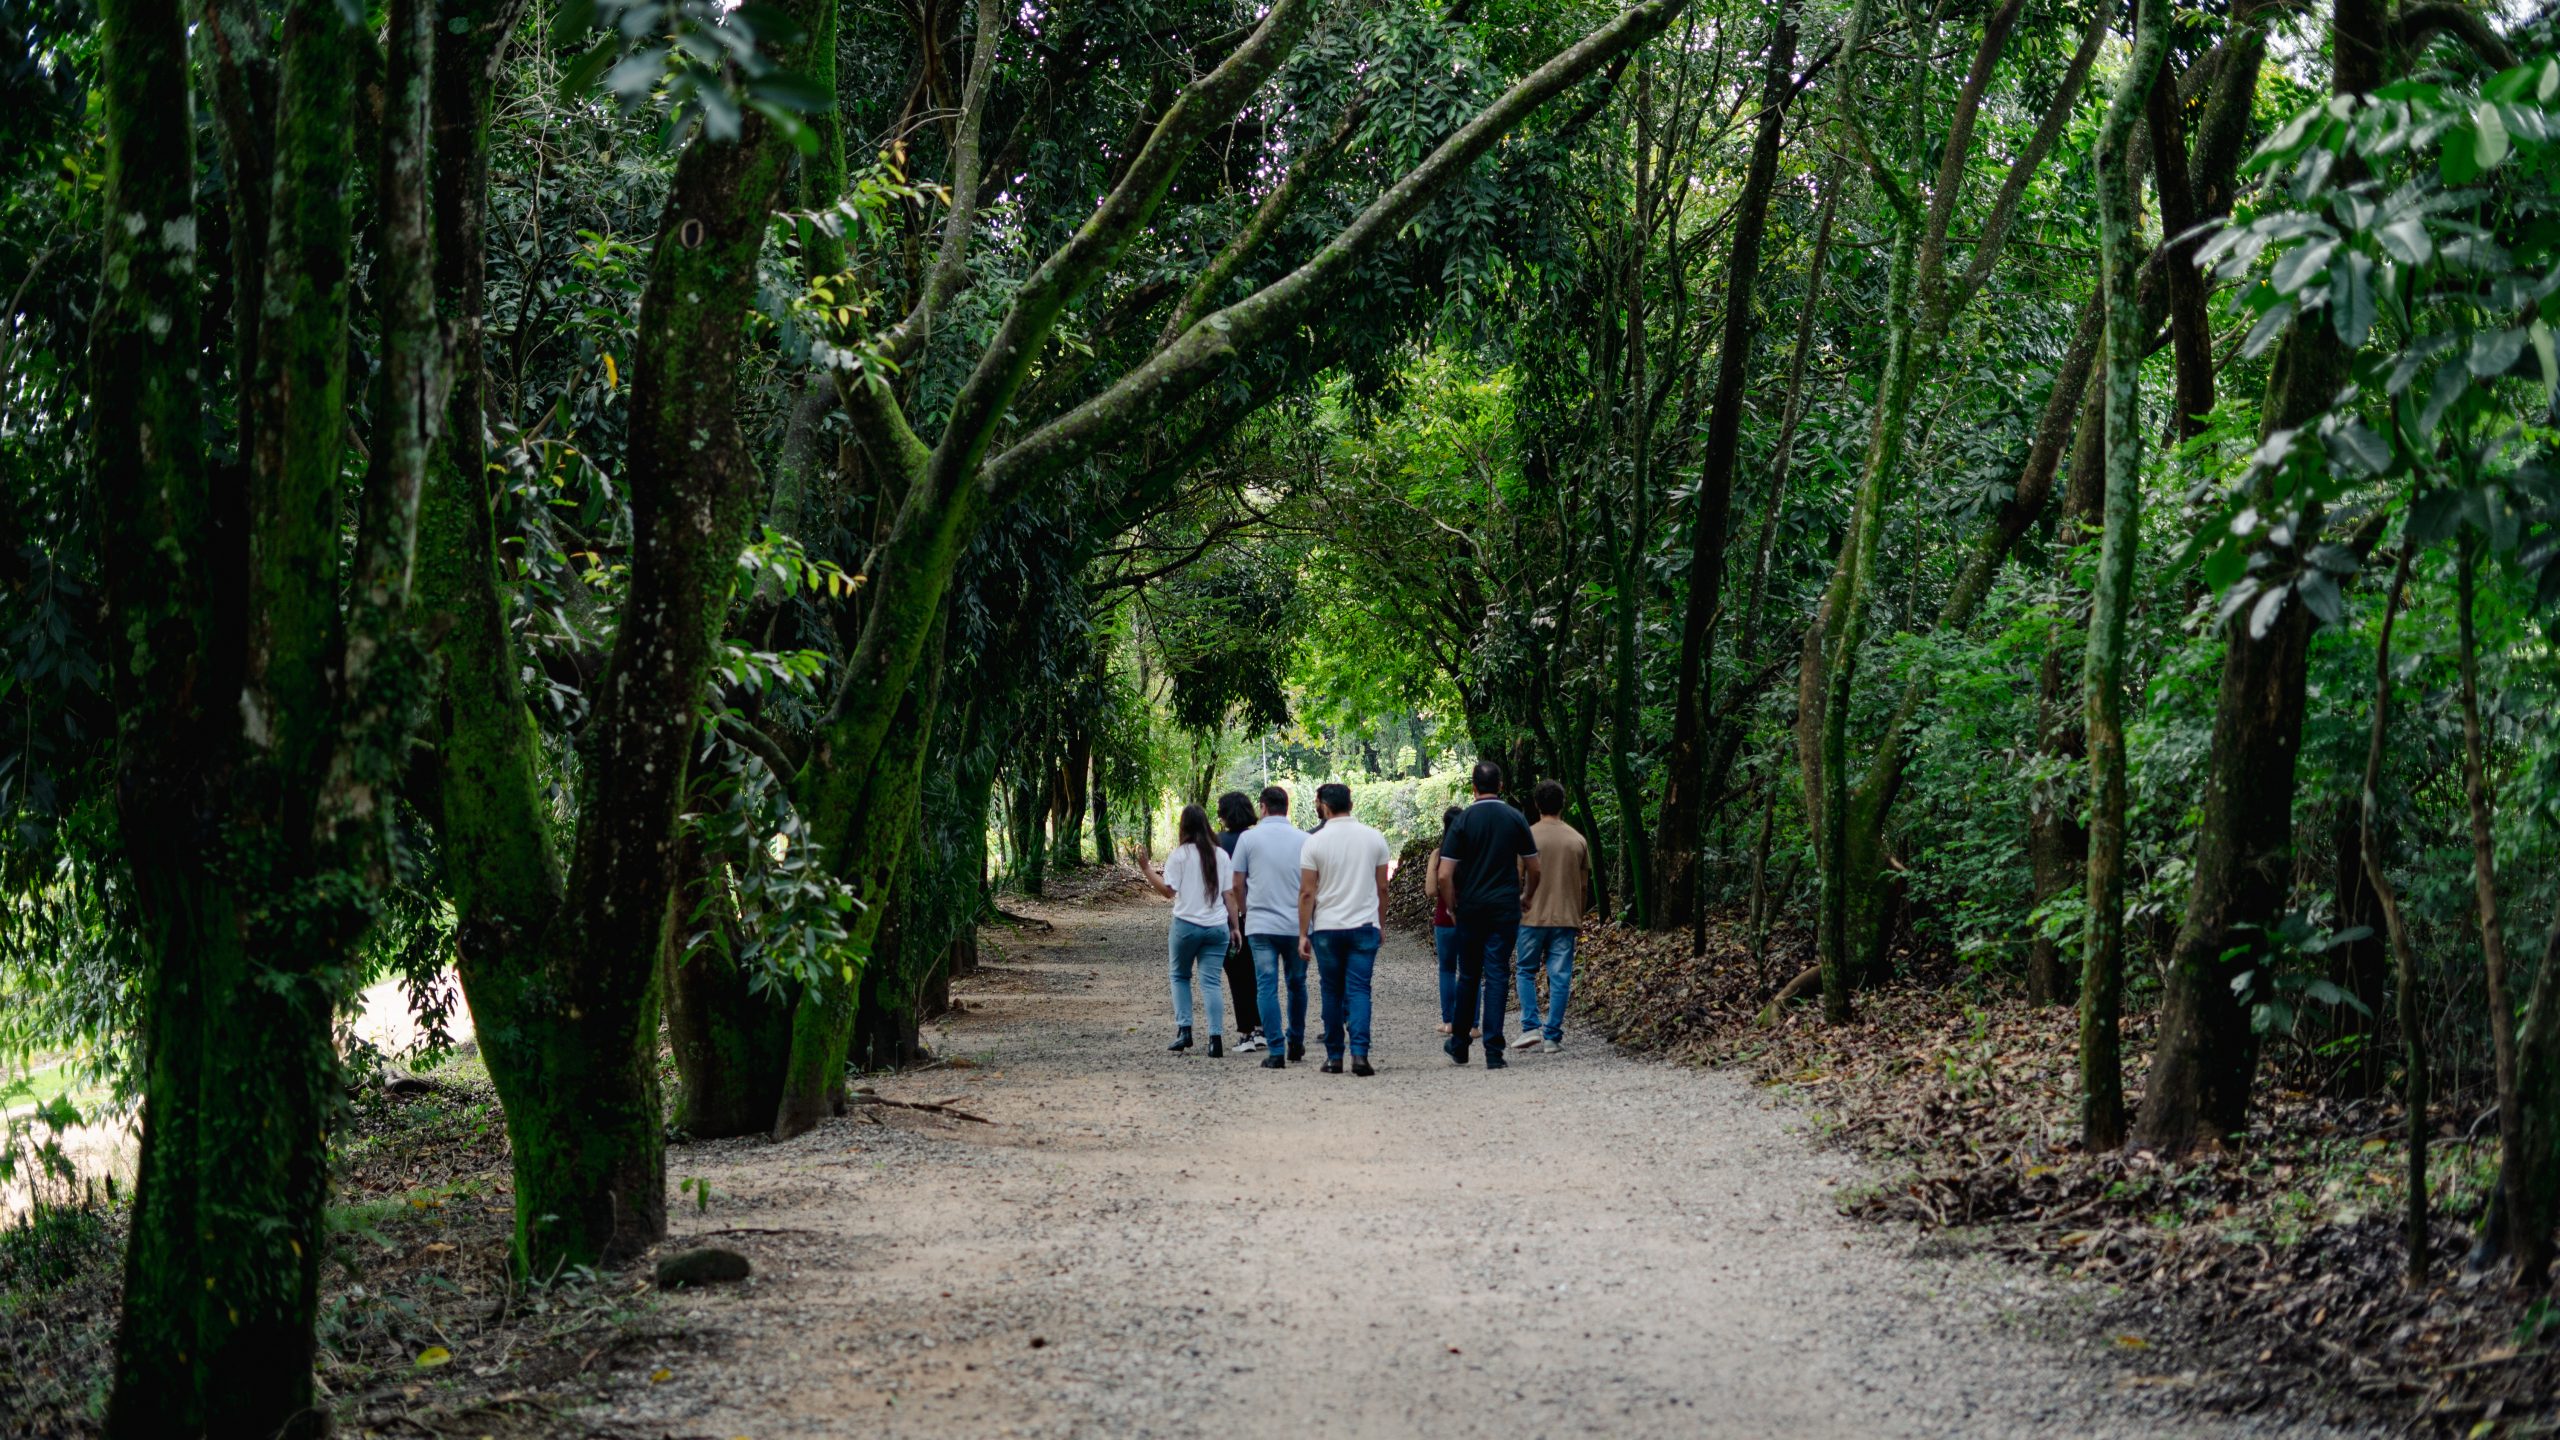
[1351,1057,1374,1077]
[1443,1035,1469,1067]
[1485,1043,1507,1071]
[1287,1041,1305,1063]
[1167,1026,1193,1053]
[1320,1058,1344,1074]
[1261,1053,1286,1069]
[1208,1034,1224,1058]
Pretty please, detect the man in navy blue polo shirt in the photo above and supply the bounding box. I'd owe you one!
[1435,759,1541,1070]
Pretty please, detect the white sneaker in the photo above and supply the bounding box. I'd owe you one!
[1544,1036,1563,1053]
[1240,1031,1268,1052]
[1510,1034,1544,1053]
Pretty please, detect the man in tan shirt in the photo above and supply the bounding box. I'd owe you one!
[1510,780,1588,1053]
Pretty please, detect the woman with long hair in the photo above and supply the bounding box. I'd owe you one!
[1213,791,1267,1052]
[1138,803,1239,1056]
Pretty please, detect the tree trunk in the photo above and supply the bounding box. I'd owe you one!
[2356,546,2429,1286]
[1090,760,1113,863]
[2079,0,2166,1152]
[2135,0,2375,1155]
[424,0,819,1266]
[101,0,438,1426]
[2024,377,2093,1008]
[2453,541,2527,1258]
[2502,899,2560,1283]
[776,619,950,1137]
[1655,0,1795,929]
[660,809,795,1138]
[1059,726,1091,866]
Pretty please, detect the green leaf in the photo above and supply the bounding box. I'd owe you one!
[559,38,620,100]
[2334,249,2376,347]
[2202,538,2246,593]
[2377,215,2432,266]
[2475,101,2511,170]
[2442,126,2481,184]
[550,0,596,46]
[2270,236,2339,295]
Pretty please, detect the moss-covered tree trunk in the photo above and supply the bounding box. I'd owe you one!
[660,808,796,1137]
[100,0,438,1427]
[94,5,223,1428]
[423,0,822,1271]
[779,617,949,1134]
[2078,0,2166,1152]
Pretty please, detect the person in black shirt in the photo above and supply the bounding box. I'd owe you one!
[1435,759,1541,1069]
[1214,791,1266,1051]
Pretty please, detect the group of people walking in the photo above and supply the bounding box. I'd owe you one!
[1136,760,1586,1073]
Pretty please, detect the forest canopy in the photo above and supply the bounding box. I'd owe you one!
[6,0,2560,1429]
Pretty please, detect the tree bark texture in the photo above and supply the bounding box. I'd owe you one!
[2078,0,2166,1153]
[2135,0,2374,1155]
[424,0,819,1271]
[1655,0,1795,930]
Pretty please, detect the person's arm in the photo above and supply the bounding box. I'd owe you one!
[1298,867,1319,960]
[1518,852,1543,907]
[1136,842,1175,900]
[1224,856,1244,928]
[1372,862,1390,924]
[1433,852,1457,912]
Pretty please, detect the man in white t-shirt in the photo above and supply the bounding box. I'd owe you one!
[1296,782,1392,1076]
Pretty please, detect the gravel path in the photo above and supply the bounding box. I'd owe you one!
[593,895,2350,1440]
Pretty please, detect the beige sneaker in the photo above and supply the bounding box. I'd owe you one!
[1510,1034,1545,1053]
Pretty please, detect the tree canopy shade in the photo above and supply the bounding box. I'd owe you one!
[9,0,2560,1427]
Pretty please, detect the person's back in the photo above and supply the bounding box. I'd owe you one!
[1297,783,1391,1075]
[1512,780,1587,1053]
[1232,786,1311,1068]
[1520,815,1588,929]
[1300,814,1390,932]
[1437,760,1541,1070]
[1231,811,1308,938]
[1441,797,1539,927]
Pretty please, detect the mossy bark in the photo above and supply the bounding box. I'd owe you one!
[2079,0,2166,1153]
[99,0,423,1428]
[661,815,796,1138]
[422,0,823,1272]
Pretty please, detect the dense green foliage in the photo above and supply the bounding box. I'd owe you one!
[7,0,2560,1425]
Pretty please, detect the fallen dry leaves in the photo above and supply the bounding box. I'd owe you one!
[1563,915,2560,1435]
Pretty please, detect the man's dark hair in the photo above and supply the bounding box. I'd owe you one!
[1533,779,1566,817]
[1315,782,1352,817]
[1216,790,1256,833]
[1259,784,1290,814]
[1440,805,1464,837]
[1470,759,1504,794]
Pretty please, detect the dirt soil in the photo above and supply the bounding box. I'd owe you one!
[586,893,2357,1440]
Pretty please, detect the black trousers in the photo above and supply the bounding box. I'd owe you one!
[1222,936,1262,1033]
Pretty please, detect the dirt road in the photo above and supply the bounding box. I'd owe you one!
[593,893,2344,1439]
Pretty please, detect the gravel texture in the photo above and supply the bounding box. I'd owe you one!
[587,897,2358,1439]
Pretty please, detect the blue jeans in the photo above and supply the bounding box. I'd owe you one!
[1308,925,1381,1060]
[1167,918,1227,1034]
[1515,925,1578,1043]
[1451,915,1516,1051]
[1248,933,1308,1049]
[1433,924,1462,1027]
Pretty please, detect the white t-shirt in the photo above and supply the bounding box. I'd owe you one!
[1298,817,1391,933]
[1161,843,1235,929]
